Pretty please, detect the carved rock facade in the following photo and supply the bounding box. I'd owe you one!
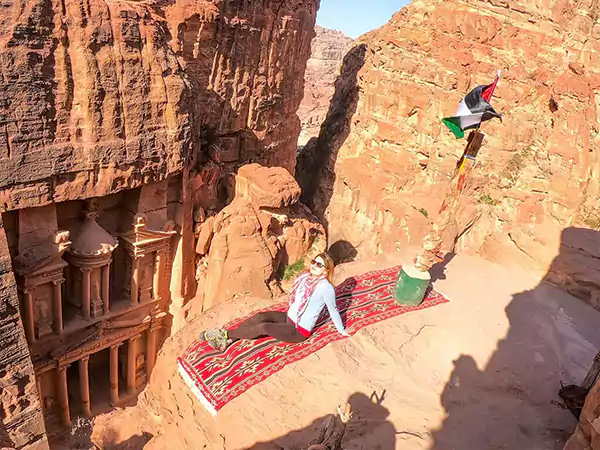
[0,0,318,447]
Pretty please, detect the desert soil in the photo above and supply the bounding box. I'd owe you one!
[65,250,600,450]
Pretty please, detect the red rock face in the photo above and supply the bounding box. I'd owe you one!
[192,164,325,313]
[0,0,318,213]
[297,26,353,146]
[298,0,600,280]
[0,1,319,447]
[0,0,190,211]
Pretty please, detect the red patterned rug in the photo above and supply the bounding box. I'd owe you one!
[177,265,449,415]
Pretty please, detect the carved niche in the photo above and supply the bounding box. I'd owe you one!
[119,214,175,308]
[14,231,71,342]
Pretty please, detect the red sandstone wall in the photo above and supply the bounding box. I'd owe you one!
[0,0,319,446]
[0,0,191,212]
[298,0,600,282]
[0,0,318,213]
[297,26,353,146]
[0,217,47,449]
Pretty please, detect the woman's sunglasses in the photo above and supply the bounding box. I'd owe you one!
[311,259,325,269]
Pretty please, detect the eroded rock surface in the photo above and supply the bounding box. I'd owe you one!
[0,0,318,213]
[0,1,319,447]
[193,164,325,313]
[297,26,353,146]
[297,0,600,290]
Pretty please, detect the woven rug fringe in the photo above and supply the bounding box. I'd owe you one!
[177,359,218,416]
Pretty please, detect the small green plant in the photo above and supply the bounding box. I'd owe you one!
[418,208,429,218]
[585,217,600,230]
[500,146,534,186]
[282,259,306,281]
[477,194,497,206]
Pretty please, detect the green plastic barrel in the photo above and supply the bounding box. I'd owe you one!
[393,264,431,306]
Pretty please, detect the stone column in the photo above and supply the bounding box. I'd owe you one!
[56,366,70,427]
[153,250,165,301]
[109,344,121,406]
[130,257,140,306]
[81,268,92,320]
[146,327,157,375]
[53,280,63,334]
[23,289,35,343]
[127,335,138,394]
[101,262,111,314]
[78,356,91,418]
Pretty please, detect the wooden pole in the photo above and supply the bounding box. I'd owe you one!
[415,130,485,272]
[394,130,485,305]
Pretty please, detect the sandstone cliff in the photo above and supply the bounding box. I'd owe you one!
[0,1,319,447]
[297,0,600,306]
[297,26,353,146]
[0,0,318,212]
[193,164,325,313]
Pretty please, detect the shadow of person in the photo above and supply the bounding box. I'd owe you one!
[429,227,600,450]
[246,391,396,449]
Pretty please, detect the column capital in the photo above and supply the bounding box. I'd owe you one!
[52,279,64,286]
[79,355,90,364]
[110,342,124,350]
[80,267,93,273]
[57,364,69,373]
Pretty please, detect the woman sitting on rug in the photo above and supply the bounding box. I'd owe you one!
[200,252,350,351]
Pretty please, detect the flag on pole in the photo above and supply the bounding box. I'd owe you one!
[442,71,502,139]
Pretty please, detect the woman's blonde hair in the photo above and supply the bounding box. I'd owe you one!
[314,252,335,284]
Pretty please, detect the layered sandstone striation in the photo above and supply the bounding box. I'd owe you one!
[297,26,353,146]
[193,164,325,313]
[0,0,317,212]
[297,0,600,306]
[0,0,319,447]
[0,0,190,211]
[0,218,47,450]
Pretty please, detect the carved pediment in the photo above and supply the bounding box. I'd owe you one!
[14,231,71,278]
[120,214,176,256]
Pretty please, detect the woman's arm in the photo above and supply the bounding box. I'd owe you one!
[321,284,350,336]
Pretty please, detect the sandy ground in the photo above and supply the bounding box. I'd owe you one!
[69,251,600,450]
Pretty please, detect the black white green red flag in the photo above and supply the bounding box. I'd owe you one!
[442,72,502,138]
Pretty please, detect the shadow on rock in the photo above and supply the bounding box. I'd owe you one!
[429,227,600,450]
[247,391,396,450]
[328,239,358,265]
[429,252,456,283]
[296,44,368,227]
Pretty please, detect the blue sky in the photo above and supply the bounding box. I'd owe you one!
[317,0,411,38]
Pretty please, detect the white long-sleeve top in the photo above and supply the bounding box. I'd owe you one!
[287,280,346,336]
